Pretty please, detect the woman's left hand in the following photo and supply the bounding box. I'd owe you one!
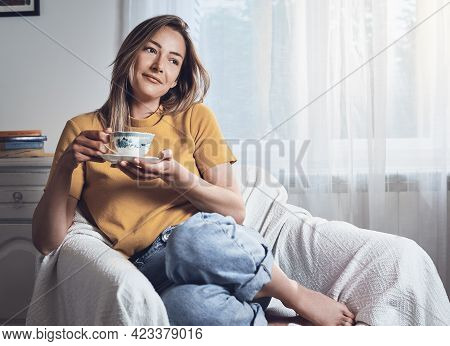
[116,149,176,182]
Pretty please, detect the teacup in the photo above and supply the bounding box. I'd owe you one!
[107,131,155,157]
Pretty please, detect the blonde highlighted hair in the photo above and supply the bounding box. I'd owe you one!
[96,15,210,131]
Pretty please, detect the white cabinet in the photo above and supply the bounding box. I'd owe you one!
[0,157,52,325]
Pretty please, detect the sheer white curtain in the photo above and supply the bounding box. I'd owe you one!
[125,0,450,292]
[121,0,200,44]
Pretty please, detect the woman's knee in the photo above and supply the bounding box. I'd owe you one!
[164,213,232,282]
[165,212,272,288]
[165,212,261,267]
[166,213,227,262]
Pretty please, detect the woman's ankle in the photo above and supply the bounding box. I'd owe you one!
[279,280,303,310]
[254,284,270,299]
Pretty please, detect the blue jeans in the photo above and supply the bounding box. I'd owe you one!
[128,212,274,326]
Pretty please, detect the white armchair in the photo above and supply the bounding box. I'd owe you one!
[26,165,450,326]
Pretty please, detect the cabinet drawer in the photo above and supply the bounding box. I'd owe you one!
[0,204,37,221]
[0,172,49,186]
[0,187,44,204]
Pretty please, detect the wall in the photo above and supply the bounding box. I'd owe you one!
[0,0,123,152]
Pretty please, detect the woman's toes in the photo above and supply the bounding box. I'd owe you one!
[343,316,354,325]
[342,306,355,319]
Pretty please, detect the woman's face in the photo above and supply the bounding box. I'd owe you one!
[130,26,186,104]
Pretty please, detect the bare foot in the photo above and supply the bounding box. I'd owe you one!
[284,284,355,326]
[253,265,355,326]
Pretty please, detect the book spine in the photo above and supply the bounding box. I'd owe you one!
[0,130,42,137]
[0,136,47,142]
[0,141,44,150]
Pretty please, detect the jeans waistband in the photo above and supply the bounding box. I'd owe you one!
[129,224,178,263]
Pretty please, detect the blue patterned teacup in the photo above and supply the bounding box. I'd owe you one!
[110,131,155,157]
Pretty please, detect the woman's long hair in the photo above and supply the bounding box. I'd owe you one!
[96,15,210,131]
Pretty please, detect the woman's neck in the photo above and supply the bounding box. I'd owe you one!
[130,99,160,120]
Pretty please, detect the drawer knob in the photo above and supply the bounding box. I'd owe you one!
[13,191,23,202]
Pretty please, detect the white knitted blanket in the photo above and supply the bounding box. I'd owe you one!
[261,202,450,326]
[26,210,169,326]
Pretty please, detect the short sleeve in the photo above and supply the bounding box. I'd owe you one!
[45,119,84,200]
[191,103,237,176]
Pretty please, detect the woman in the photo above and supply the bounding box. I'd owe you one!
[32,15,355,326]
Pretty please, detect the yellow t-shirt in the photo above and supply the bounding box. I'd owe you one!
[46,103,237,258]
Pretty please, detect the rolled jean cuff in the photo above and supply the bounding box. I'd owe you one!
[234,243,274,302]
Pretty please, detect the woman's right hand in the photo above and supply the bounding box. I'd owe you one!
[59,128,112,171]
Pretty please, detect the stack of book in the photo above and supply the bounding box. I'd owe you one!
[0,130,52,158]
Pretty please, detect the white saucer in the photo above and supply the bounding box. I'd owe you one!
[99,153,161,164]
